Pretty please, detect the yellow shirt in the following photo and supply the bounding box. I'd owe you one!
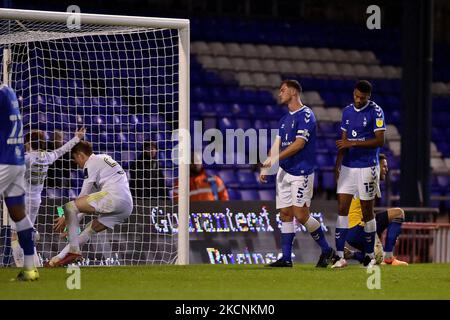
[348,197,365,228]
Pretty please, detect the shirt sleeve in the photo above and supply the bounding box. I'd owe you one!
[373,106,386,132]
[295,111,314,142]
[44,136,80,165]
[340,108,349,132]
[79,158,100,197]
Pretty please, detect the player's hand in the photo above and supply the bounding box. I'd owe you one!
[336,138,353,150]
[262,157,273,168]
[53,216,66,233]
[75,127,86,140]
[259,173,268,184]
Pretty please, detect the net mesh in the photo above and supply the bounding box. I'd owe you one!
[0,16,180,266]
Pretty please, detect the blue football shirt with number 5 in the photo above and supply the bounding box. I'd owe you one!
[340,100,386,168]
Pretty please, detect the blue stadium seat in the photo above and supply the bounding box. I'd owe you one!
[322,171,335,190]
[218,169,237,185]
[227,188,242,200]
[236,170,257,186]
[219,117,236,132]
[259,190,275,201]
[240,189,259,201]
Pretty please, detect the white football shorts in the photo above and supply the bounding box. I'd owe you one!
[337,165,380,201]
[0,164,25,199]
[86,190,133,229]
[276,167,314,209]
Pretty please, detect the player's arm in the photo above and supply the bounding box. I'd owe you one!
[278,137,306,161]
[259,136,280,183]
[335,130,347,181]
[336,130,385,150]
[45,127,86,164]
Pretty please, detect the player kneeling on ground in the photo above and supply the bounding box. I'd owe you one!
[45,140,133,267]
[345,153,408,266]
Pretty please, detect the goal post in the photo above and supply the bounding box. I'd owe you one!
[0,8,190,266]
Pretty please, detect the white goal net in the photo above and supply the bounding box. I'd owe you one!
[0,9,190,266]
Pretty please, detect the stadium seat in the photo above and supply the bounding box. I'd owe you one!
[237,169,258,186]
[259,190,275,201]
[219,169,237,185]
[227,188,242,200]
[224,43,242,57]
[240,189,259,201]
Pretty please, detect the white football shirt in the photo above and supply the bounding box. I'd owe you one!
[25,136,80,201]
[79,153,131,198]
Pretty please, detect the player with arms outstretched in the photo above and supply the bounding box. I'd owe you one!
[345,153,408,266]
[260,80,335,268]
[46,140,133,266]
[332,80,386,268]
[0,84,38,281]
[10,128,85,267]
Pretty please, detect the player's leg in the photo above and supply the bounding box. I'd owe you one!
[48,219,107,267]
[63,194,97,254]
[291,173,334,267]
[359,166,380,267]
[382,208,408,265]
[27,200,42,267]
[268,168,294,267]
[345,226,365,263]
[334,166,357,266]
[0,165,38,281]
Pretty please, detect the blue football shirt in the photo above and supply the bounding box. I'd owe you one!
[340,100,386,168]
[278,106,316,176]
[0,85,24,165]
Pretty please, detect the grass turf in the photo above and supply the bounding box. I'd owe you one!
[1,263,449,300]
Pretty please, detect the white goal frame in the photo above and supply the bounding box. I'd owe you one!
[0,8,190,265]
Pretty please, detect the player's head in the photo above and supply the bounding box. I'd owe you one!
[25,130,46,151]
[279,80,302,105]
[144,141,158,159]
[379,153,388,181]
[190,151,203,175]
[71,140,93,168]
[353,80,372,108]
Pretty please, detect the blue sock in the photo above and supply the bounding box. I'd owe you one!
[335,227,348,255]
[384,221,403,253]
[363,219,377,257]
[311,227,331,254]
[281,233,295,262]
[17,228,35,256]
[354,251,365,263]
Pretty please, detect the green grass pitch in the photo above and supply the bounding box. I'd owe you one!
[1,263,449,300]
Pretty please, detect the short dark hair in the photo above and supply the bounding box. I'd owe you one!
[281,79,302,93]
[379,153,387,161]
[26,130,46,150]
[355,80,372,94]
[71,140,93,157]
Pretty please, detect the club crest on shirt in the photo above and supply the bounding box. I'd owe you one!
[376,118,384,128]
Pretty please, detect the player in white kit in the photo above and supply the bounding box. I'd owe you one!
[46,140,133,267]
[10,128,85,267]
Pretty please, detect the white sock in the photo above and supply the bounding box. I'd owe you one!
[303,216,320,233]
[384,252,393,259]
[281,221,295,233]
[24,255,34,269]
[64,201,80,253]
[57,222,96,259]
